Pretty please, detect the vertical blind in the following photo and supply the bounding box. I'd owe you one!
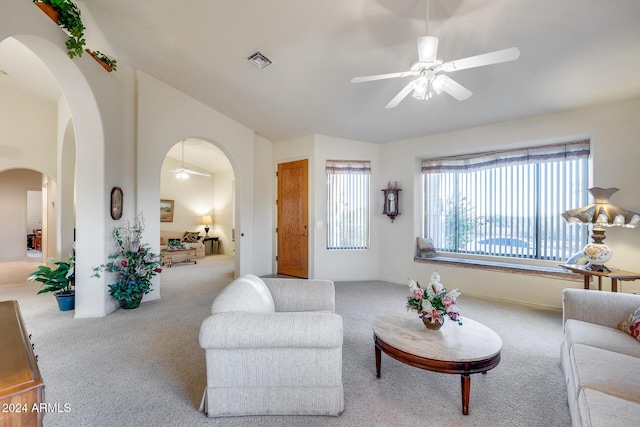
[422,141,590,260]
[326,160,371,250]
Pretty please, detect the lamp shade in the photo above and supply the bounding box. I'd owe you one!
[561,187,640,228]
[561,187,640,272]
[201,215,213,225]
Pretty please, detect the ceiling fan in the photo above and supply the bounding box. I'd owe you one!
[166,140,210,180]
[351,1,520,108]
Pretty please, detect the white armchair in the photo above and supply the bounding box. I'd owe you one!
[198,274,344,417]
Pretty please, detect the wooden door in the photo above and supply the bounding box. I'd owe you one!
[277,159,309,278]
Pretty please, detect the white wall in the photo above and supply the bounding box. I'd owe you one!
[0,84,57,177]
[136,71,267,282]
[0,169,42,258]
[312,134,383,280]
[376,97,640,307]
[253,134,274,276]
[212,170,234,255]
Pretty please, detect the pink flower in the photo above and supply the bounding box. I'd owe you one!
[442,296,455,307]
[121,260,128,267]
[412,288,424,299]
[155,267,163,273]
[426,307,444,322]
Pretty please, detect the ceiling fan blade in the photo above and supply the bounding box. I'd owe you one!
[385,81,416,109]
[441,47,520,72]
[417,36,439,63]
[439,75,472,100]
[188,170,210,177]
[351,71,413,83]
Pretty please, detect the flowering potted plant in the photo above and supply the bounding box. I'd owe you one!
[93,214,162,309]
[406,272,462,330]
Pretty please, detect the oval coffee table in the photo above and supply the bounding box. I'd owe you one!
[372,310,502,415]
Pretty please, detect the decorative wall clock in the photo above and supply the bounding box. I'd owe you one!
[382,182,401,222]
[111,187,123,220]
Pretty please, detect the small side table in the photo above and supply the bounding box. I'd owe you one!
[561,264,640,292]
[202,237,219,255]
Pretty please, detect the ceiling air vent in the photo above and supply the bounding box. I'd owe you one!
[247,51,272,69]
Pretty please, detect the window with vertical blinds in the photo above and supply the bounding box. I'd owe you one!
[422,141,590,261]
[326,160,371,250]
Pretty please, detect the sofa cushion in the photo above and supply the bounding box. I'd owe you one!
[570,343,640,404]
[183,231,200,243]
[211,274,275,314]
[564,319,640,358]
[579,388,640,427]
[416,237,436,258]
[617,307,640,341]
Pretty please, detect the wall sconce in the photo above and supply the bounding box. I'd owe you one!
[382,182,401,222]
[561,187,640,272]
[201,215,213,237]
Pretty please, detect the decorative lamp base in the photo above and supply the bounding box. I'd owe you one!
[583,242,612,273]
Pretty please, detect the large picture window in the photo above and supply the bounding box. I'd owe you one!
[422,141,590,261]
[326,160,371,250]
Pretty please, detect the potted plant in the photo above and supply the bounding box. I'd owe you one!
[93,214,162,309]
[33,0,86,58]
[86,49,117,72]
[27,255,75,311]
[406,272,462,330]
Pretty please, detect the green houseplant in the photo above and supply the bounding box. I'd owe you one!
[93,214,162,309]
[33,0,86,58]
[28,256,75,311]
[86,49,117,72]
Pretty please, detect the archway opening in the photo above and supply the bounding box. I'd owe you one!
[160,138,236,262]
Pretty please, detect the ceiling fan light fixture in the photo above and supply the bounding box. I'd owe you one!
[432,74,447,94]
[175,170,190,180]
[412,77,428,100]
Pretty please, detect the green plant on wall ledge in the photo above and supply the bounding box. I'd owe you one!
[87,50,117,72]
[33,0,86,58]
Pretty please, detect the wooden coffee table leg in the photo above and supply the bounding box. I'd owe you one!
[375,344,381,378]
[461,374,470,415]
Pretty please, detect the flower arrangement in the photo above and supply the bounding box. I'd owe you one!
[407,272,462,327]
[93,214,162,308]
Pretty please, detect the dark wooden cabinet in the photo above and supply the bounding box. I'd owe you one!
[0,300,45,427]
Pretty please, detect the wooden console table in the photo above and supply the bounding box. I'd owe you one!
[561,264,640,292]
[0,300,45,427]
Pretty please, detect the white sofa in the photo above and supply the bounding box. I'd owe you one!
[198,274,344,417]
[560,288,640,426]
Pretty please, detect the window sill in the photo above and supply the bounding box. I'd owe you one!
[413,256,581,281]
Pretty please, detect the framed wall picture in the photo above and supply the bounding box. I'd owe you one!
[160,199,174,222]
[110,187,123,220]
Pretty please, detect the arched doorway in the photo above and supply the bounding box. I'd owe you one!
[161,138,236,259]
[0,29,109,316]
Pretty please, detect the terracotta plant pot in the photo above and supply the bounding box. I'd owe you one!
[86,49,114,72]
[35,2,60,24]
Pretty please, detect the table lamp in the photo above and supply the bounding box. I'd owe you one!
[561,187,640,272]
[201,215,213,237]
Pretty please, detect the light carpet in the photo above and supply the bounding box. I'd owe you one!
[0,256,571,426]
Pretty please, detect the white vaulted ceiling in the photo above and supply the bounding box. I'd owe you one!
[2,0,640,145]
